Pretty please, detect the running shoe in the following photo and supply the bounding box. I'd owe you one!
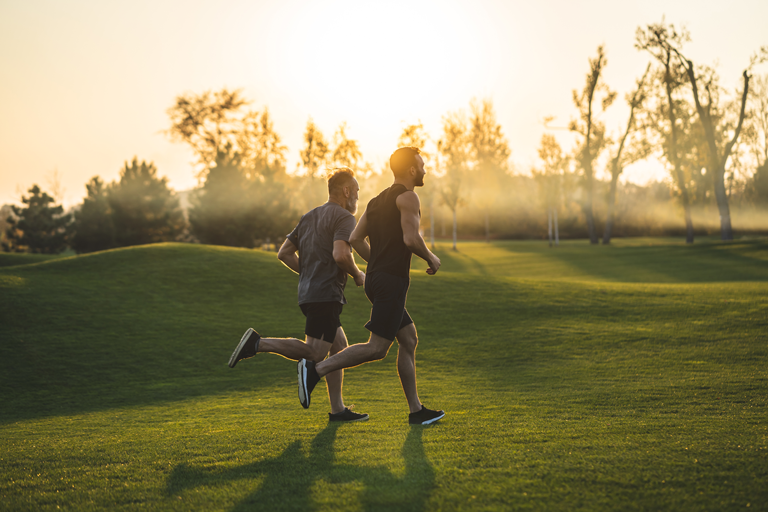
[329,406,369,422]
[228,328,261,368]
[297,359,320,409]
[408,405,445,425]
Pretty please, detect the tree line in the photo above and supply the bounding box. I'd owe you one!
[3,20,768,254]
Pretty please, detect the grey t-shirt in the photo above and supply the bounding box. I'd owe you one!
[286,202,356,305]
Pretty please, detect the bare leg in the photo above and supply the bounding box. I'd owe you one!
[395,323,422,413]
[315,333,393,378]
[258,337,318,361]
[315,327,348,414]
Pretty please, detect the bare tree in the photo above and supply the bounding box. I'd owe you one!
[438,111,470,251]
[570,46,616,244]
[532,134,567,247]
[671,42,767,239]
[603,63,652,244]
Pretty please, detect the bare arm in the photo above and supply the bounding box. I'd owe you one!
[277,238,300,274]
[349,210,371,262]
[333,240,365,286]
[396,191,441,275]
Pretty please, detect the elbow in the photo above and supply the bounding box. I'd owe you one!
[277,249,290,263]
[403,235,419,250]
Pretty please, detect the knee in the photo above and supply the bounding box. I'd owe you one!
[309,345,330,362]
[398,334,418,353]
[370,340,392,361]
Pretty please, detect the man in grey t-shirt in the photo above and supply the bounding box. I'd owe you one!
[228,168,368,422]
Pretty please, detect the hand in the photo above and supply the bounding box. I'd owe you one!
[354,271,365,287]
[426,255,441,275]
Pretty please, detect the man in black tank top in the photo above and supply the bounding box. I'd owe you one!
[297,147,446,425]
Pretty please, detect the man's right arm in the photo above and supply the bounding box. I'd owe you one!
[277,238,300,274]
[396,191,441,275]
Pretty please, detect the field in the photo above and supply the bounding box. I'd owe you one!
[1,239,767,511]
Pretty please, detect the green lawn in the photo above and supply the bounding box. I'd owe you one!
[1,240,767,511]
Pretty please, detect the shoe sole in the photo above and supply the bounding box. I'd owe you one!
[228,328,256,368]
[330,414,370,423]
[412,411,446,425]
[298,359,310,409]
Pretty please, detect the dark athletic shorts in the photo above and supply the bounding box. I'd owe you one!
[364,271,414,341]
[299,301,343,343]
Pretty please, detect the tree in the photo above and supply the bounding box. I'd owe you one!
[71,177,115,254]
[603,64,652,244]
[398,122,436,248]
[671,41,767,239]
[438,111,471,251]
[532,134,568,246]
[743,74,768,203]
[468,98,512,242]
[331,122,362,168]
[297,119,332,212]
[570,46,616,244]
[166,88,250,175]
[108,158,186,247]
[3,185,71,254]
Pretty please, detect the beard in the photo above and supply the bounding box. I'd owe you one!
[345,198,358,214]
[415,174,425,187]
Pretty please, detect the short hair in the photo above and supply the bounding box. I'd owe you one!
[327,167,356,195]
[390,147,422,178]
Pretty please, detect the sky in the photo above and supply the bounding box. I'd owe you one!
[1,0,766,207]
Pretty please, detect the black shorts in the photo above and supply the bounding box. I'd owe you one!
[364,271,414,341]
[299,301,343,343]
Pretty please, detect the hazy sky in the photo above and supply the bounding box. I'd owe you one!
[1,0,766,207]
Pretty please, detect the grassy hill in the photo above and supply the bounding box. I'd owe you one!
[1,240,767,511]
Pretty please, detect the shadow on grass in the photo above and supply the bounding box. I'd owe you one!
[167,423,435,512]
[493,239,768,283]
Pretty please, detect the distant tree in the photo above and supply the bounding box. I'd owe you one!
[671,39,767,239]
[3,185,71,254]
[297,118,331,212]
[570,45,616,244]
[636,22,696,243]
[0,204,13,249]
[398,121,437,247]
[108,158,186,247]
[71,177,115,254]
[331,122,362,169]
[468,98,511,242]
[189,150,257,247]
[603,64,652,244]
[166,88,249,175]
[743,74,768,203]
[532,134,568,247]
[438,111,471,251]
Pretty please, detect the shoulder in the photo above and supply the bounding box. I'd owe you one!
[396,190,420,211]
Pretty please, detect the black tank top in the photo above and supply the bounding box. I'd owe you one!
[366,184,413,278]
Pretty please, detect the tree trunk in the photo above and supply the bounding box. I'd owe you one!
[665,55,694,244]
[554,208,559,246]
[485,212,489,243]
[430,199,435,250]
[452,209,457,251]
[603,172,618,244]
[714,163,733,240]
[547,208,553,247]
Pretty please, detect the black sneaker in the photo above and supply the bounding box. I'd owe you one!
[228,328,260,368]
[329,406,369,422]
[408,405,445,425]
[297,359,321,409]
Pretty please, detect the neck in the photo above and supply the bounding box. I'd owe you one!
[392,178,415,191]
[328,195,345,208]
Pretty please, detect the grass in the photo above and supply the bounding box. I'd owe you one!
[1,239,767,511]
